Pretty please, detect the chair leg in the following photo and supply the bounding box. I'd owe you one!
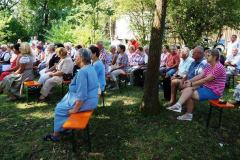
[71,130,76,152]
[206,105,213,128]
[218,108,223,128]
[102,91,105,107]
[61,83,64,96]
[25,86,29,102]
[86,124,91,152]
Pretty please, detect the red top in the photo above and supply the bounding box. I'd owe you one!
[166,52,180,68]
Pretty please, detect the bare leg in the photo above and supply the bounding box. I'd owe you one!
[177,87,195,105]
[170,79,181,104]
[183,90,200,113]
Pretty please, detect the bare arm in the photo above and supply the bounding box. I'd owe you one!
[68,100,83,114]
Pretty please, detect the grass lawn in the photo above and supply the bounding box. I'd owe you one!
[0,85,239,160]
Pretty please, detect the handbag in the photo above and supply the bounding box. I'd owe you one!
[63,73,73,81]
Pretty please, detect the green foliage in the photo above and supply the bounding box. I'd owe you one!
[114,0,155,45]
[45,21,76,43]
[168,0,240,48]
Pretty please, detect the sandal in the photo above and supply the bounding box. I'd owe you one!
[43,134,60,142]
[167,103,182,113]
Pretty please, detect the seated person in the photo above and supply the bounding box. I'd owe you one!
[127,47,145,84]
[0,44,11,73]
[39,47,74,101]
[0,43,21,81]
[0,42,34,100]
[167,49,226,121]
[37,44,55,72]
[109,45,118,65]
[159,45,170,68]
[43,48,99,141]
[109,44,129,90]
[89,45,106,94]
[160,45,180,78]
[224,47,240,76]
[164,46,206,106]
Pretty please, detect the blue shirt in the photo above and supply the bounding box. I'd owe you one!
[93,60,106,91]
[187,58,207,80]
[178,56,194,76]
[67,64,99,111]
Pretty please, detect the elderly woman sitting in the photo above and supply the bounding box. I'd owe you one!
[0,42,34,100]
[39,47,74,101]
[167,49,226,121]
[44,48,99,141]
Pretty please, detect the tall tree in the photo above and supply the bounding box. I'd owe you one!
[168,0,240,48]
[141,0,167,114]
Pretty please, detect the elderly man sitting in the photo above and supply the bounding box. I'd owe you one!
[225,48,240,79]
[164,46,207,106]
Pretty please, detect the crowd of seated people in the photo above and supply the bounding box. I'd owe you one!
[1,34,240,124]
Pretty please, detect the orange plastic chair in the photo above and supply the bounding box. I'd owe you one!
[63,110,94,152]
[23,81,41,102]
[206,100,235,128]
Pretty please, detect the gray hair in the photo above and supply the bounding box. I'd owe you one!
[195,46,204,54]
[144,45,149,50]
[209,48,220,61]
[77,48,92,64]
[110,45,116,49]
[181,47,190,56]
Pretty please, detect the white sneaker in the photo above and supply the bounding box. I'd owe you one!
[177,113,193,121]
[167,104,182,113]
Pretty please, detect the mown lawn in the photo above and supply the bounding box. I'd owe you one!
[0,85,239,160]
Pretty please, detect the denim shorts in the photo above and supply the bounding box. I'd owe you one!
[197,86,220,101]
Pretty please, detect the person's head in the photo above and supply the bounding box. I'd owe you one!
[75,44,83,51]
[206,49,220,64]
[109,45,116,54]
[1,45,7,52]
[231,35,237,42]
[192,46,204,61]
[89,45,100,61]
[96,41,104,50]
[118,44,126,53]
[136,46,144,55]
[56,47,68,59]
[128,45,135,53]
[20,42,32,55]
[64,42,72,50]
[162,45,169,53]
[180,47,190,59]
[232,48,238,56]
[75,48,92,67]
[33,36,38,40]
[55,43,64,48]
[144,45,149,54]
[169,45,177,54]
[47,44,55,54]
[13,43,21,54]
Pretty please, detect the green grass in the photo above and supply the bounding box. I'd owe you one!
[0,85,239,160]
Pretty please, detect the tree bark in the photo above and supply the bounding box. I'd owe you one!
[141,0,167,115]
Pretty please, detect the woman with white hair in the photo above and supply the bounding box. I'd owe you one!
[44,48,99,141]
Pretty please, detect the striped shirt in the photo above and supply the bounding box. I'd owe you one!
[203,62,226,96]
[129,53,145,66]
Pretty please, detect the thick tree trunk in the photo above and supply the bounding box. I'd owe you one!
[141,0,167,115]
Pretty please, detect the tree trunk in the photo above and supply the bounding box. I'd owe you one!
[140,0,168,115]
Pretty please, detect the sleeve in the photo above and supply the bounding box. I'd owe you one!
[76,70,88,101]
[4,53,11,62]
[211,64,223,79]
[19,56,30,64]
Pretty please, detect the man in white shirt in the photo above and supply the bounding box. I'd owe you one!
[225,47,240,76]
[226,35,240,58]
